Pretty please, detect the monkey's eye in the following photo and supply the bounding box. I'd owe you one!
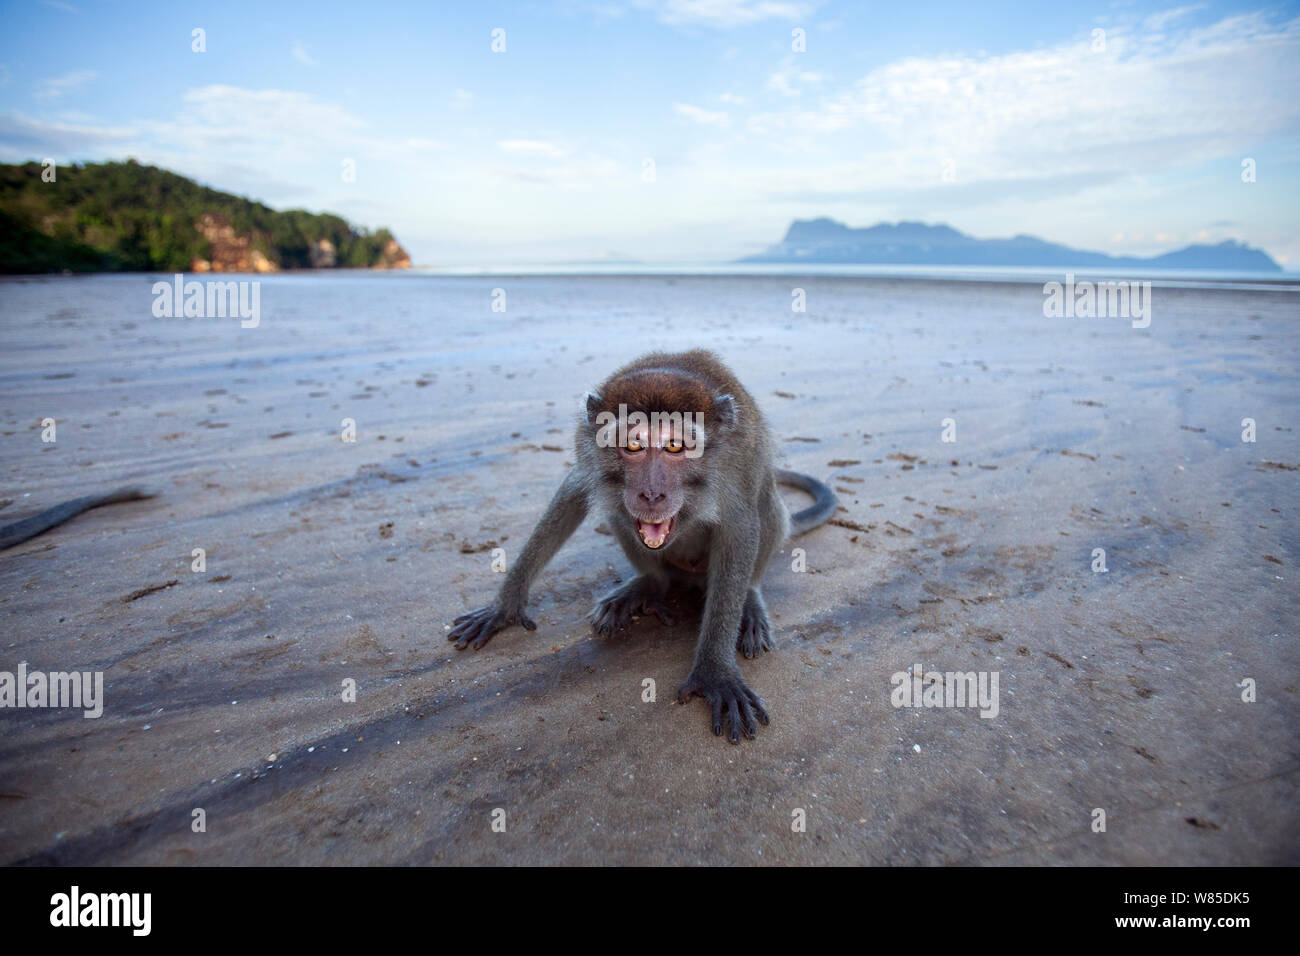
[626,438,644,452]
[664,438,684,453]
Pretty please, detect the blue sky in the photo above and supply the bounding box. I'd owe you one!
[1,0,1298,267]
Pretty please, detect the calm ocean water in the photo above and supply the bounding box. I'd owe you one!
[412,262,1300,292]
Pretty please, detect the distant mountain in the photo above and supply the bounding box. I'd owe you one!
[0,160,410,274]
[741,217,1282,272]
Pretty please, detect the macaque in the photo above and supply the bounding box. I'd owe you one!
[448,350,836,743]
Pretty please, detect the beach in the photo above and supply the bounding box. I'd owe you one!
[0,271,1296,864]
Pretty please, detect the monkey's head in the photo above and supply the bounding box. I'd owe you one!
[584,366,738,550]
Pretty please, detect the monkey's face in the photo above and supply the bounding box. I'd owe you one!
[585,366,734,551]
[617,417,699,549]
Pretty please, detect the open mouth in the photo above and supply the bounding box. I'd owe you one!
[635,514,677,549]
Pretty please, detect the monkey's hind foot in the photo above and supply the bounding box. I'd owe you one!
[736,589,773,658]
[589,576,674,637]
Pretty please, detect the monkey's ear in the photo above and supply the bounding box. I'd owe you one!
[711,393,738,431]
[584,392,604,423]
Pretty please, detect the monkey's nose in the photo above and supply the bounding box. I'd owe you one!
[639,490,667,505]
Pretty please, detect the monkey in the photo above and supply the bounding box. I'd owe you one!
[0,487,156,552]
[447,350,836,743]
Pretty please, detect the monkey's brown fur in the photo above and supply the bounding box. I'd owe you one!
[592,350,740,419]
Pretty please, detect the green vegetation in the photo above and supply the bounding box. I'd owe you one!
[0,159,404,273]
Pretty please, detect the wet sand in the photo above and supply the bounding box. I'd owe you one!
[0,272,1296,864]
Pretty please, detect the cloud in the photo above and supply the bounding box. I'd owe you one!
[765,169,1128,209]
[159,86,446,175]
[34,70,97,100]
[291,42,316,66]
[735,11,1300,201]
[0,112,135,160]
[673,102,730,126]
[165,85,364,146]
[0,85,451,214]
[497,139,568,159]
[1143,4,1207,32]
[493,153,623,187]
[632,0,815,28]
[766,64,822,96]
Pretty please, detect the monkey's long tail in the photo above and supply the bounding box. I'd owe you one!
[776,469,838,536]
[0,487,158,552]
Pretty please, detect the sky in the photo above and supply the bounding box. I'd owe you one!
[1,0,1298,268]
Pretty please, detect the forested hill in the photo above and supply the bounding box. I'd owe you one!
[0,159,411,274]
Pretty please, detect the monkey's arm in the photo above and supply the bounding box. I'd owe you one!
[677,514,770,742]
[448,467,589,650]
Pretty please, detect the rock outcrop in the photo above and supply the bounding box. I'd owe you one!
[376,238,412,270]
[192,213,278,273]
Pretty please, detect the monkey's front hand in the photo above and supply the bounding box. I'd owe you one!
[677,665,770,744]
[448,602,536,651]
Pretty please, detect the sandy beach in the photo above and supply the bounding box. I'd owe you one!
[0,271,1296,864]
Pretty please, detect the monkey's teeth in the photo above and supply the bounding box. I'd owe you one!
[636,516,674,549]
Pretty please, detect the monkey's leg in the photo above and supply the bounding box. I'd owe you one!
[589,574,674,637]
[448,468,589,650]
[736,487,783,658]
[736,587,773,658]
[677,517,770,743]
